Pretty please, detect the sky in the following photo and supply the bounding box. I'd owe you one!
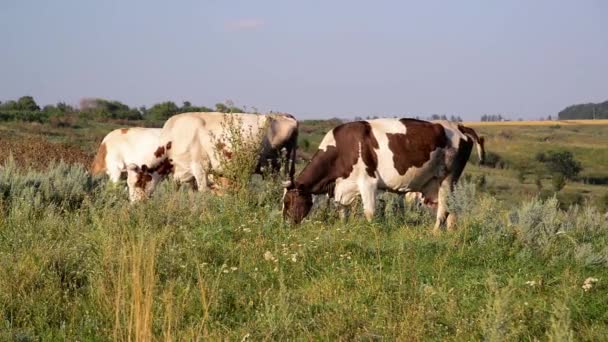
[1,0,607,120]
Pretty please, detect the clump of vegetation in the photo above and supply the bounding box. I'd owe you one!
[211,113,269,194]
[537,150,583,180]
[552,173,566,192]
[483,151,505,169]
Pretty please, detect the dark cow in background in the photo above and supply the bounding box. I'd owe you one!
[282,118,474,233]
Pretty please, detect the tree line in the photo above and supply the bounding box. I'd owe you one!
[558,100,608,120]
[0,96,246,123]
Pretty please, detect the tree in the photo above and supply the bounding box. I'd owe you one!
[542,150,582,180]
[79,98,141,120]
[16,96,40,111]
[148,101,179,120]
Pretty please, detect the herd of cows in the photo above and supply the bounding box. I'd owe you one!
[91,112,486,234]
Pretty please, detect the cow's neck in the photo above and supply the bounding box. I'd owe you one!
[295,148,339,195]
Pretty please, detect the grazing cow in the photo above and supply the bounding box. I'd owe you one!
[126,112,298,201]
[433,121,485,165]
[282,118,474,233]
[91,127,162,182]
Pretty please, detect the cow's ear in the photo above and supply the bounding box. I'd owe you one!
[127,164,139,172]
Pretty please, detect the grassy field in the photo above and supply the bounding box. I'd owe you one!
[1,118,608,340]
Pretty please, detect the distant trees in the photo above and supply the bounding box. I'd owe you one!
[1,96,260,123]
[0,96,40,112]
[79,98,142,120]
[147,101,179,121]
[481,114,506,122]
[558,101,608,120]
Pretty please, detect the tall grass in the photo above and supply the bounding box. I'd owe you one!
[1,159,608,340]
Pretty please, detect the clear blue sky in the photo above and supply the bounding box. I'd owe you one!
[1,0,607,120]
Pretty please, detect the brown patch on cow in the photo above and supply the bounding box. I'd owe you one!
[295,121,379,193]
[215,142,233,160]
[91,142,107,174]
[134,165,153,189]
[120,128,129,134]
[154,158,174,176]
[387,119,448,175]
[166,141,172,150]
[154,146,165,158]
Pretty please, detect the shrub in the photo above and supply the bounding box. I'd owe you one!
[552,174,566,192]
[542,150,582,180]
[210,114,269,194]
[475,174,487,190]
[509,196,563,250]
[0,157,103,212]
[447,180,476,217]
[484,152,504,169]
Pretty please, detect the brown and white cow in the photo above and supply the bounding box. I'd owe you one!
[433,121,485,165]
[282,118,474,233]
[91,127,162,183]
[126,112,298,201]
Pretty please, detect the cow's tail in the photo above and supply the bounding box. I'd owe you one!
[91,142,107,175]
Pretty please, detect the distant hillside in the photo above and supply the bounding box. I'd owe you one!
[558,100,608,120]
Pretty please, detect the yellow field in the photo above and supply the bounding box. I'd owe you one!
[464,119,608,126]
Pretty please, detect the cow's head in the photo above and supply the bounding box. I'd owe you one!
[282,180,313,224]
[126,159,173,202]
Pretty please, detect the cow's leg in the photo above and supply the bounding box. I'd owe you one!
[358,179,378,222]
[107,168,122,183]
[190,162,209,192]
[433,178,454,234]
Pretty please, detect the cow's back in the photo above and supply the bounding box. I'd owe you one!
[92,127,161,174]
[159,112,271,172]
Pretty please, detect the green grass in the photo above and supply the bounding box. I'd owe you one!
[1,161,608,340]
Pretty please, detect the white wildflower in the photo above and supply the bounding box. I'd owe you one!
[291,253,297,262]
[525,280,537,287]
[264,251,275,261]
[582,277,599,292]
[230,267,238,272]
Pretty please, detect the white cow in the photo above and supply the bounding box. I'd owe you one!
[91,127,162,182]
[126,112,298,201]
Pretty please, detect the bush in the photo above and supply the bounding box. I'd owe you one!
[509,196,563,250]
[447,180,476,216]
[484,152,504,169]
[0,158,103,212]
[552,174,566,192]
[542,150,582,180]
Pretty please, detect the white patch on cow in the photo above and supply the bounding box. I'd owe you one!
[318,129,337,152]
[332,141,379,221]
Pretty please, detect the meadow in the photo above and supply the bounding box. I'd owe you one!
[1,118,608,340]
